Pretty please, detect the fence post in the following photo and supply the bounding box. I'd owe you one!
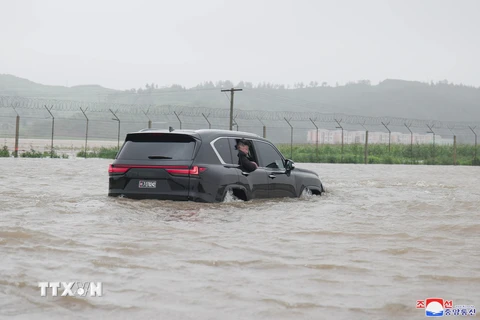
[15,115,20,157]
[426,124,435,165]
[309,118,319,162]
[361,122,368,164]
[12,106,20,157]
[453,135,457,165]
[80,107,89,158]
[142,109,151,129]
[381,121,391,152]
[109,109,120,150]
[335,118,344,162]
[202,113,211,129]
[232,115,239,131]
[365,130,369,164]
[469,126,477,164]
[44,105,55,158]
[173,111,182,129]
[257,117,266,138]
[448,126,456,165]
[405,123,413,164]
[284,117,293,159]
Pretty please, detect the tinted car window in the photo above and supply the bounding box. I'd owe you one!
[213,138,233,164]
[117,133,196,160]
[229,138,240,165]
[254,141,285,169]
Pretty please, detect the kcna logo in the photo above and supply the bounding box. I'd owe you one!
[38,282,103,297]
[417,298,476,317]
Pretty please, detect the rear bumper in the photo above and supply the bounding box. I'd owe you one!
[108,173,232,203]
[108,190,190,201]
[108,189,218,203]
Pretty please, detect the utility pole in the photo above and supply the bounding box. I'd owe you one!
[221,88,243,130]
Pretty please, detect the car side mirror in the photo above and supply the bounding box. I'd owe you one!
[285,159,295,171]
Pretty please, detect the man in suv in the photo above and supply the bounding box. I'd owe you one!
[236,139,258,172]
[108,129,324,202]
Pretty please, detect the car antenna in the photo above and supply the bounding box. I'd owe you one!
[169,126,174,132]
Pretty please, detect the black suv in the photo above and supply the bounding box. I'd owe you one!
[108,129,325,202]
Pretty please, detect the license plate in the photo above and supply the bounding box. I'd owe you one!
[139,180,157,188]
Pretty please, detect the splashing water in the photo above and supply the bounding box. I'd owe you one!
[222,189,242,203]
[300,187,314,199]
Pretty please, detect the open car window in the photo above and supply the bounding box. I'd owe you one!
[229,138,259,165]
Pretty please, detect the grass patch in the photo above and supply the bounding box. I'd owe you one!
[277,143,479,165]
[0,145,10,157]
[20,147,68,158]
[77,147,119,159]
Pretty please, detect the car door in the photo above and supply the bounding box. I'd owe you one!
[227,138,269,199]
[209,137,243,196]
[253,140,297,198]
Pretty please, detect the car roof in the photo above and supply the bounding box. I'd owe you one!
[131,128,262,140]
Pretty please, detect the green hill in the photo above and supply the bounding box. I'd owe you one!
[1,74,479,122]
[0,74,116,101]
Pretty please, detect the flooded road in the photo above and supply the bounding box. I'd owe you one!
[1,158,479,319]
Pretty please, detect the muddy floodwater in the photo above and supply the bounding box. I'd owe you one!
[1,158,479,319]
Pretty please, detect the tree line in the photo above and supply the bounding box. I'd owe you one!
[124,79,478,94]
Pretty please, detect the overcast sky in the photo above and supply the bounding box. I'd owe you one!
[0,0,479,90]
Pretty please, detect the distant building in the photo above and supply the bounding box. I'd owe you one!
[307,129,451,145]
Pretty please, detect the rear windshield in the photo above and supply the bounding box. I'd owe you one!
[116,133,196,160]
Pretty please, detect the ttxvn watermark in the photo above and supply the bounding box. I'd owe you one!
[38,282,103,297]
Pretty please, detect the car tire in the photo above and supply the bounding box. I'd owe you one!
[222,187,247,202]
[301,187,313,197]
[301,186,323,197]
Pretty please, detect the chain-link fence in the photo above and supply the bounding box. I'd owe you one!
[0,96,478,164]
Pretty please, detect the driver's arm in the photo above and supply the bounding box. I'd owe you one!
[239,153,257,172]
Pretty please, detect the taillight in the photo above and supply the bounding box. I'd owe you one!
[109,164,129,174]
[165,166,206,176]
[108,164,206,175]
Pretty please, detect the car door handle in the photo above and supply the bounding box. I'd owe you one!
[241,172,249,176]
[224,164,241,169]
[268,174,276,179]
